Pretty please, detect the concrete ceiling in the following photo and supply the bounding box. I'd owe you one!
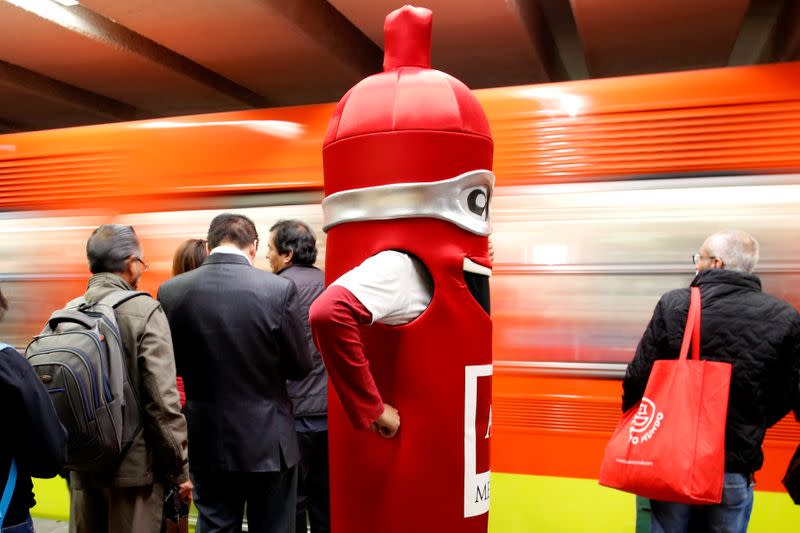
[0,0,798,133]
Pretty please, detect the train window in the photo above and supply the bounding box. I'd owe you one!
[4,176,800,371]
[490,176,800,365]
[0,213,109,348]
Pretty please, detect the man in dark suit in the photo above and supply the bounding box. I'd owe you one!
[158,213,312,533]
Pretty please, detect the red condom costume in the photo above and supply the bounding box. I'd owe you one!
[312,6,494,532]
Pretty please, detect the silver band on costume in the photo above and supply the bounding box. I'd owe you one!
[321,170,495,236]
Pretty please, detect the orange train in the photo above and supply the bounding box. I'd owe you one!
[3,61,800,530]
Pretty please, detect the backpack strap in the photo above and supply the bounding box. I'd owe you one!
[0,458,17,528]
[65,296,85,310]
[96,290,151,309]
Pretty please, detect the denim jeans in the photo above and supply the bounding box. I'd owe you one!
[1,515,34,533]
[650,472,754,533]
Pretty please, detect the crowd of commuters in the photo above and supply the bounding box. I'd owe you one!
[1,218,799,533]
[0,215,330,533]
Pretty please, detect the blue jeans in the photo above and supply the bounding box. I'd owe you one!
[650,472,754,533]
[1,515,34,533]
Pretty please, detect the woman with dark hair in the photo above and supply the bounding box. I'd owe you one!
[169,239,209,409]
[0,286,67,532]
[162,240,209,533]
[172,239,208,277]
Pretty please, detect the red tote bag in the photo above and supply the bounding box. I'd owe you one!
[599,287,732,504]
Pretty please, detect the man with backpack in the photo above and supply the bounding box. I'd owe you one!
[0,285,67,532]
[63,224,190,532]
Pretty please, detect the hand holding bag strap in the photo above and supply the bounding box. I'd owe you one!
[678,287,702,361]
[0,459,18,528]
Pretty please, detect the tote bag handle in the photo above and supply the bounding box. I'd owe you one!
[678,287,702,361]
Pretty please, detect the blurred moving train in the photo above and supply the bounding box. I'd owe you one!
[3,61,800,531]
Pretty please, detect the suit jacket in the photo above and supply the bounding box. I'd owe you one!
[158,253,312,472]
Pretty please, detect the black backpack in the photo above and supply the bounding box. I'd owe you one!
[26,291,147,472]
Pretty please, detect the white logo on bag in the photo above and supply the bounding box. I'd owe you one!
[628,398,664,445]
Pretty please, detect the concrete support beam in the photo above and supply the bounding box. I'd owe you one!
[264,0,383,78]
[729,0,783,66]
[6,0,269,107]
[0,118,26,133]
[0,60,142,120]
[532,0,589,80]
[767,0,800,61]
[572,0,749,77]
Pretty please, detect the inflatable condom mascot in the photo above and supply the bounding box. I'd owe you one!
[309,5,494,533]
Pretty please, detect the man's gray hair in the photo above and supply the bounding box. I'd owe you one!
[86,224,141,274]
[705,230,760,274]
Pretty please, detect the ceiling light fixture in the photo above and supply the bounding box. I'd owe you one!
[6,0,85,31]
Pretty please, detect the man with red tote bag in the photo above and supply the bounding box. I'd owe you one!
[607,231,800,532]
[600,285,732,505]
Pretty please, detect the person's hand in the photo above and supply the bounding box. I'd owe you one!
[178,479,193,503]
[370,403,400,438]
[488,238,495,263]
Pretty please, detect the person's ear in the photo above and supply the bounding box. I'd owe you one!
[284,249,294,265]
[118,256,137,286]
[125,255,137,277]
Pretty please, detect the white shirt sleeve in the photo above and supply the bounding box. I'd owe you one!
[331,250,432,326]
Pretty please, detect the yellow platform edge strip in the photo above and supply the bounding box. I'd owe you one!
[33,472,800,531]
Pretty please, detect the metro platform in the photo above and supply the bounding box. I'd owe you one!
[31,472,800,532]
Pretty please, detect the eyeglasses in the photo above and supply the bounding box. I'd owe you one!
[134,257,149,272]
[691,253,718,265]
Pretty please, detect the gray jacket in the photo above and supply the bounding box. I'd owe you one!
[73,273,189,488]
[279,265,327,418]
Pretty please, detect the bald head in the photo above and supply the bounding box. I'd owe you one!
[701,230,759,274]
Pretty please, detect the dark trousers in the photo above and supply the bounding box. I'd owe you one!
[69,484,164,533]
[192,467,298,533]
[295,431,330,533]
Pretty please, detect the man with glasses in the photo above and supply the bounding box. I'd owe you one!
[70,224,191,533]
[692,252,722,271]
[623,230,800,533]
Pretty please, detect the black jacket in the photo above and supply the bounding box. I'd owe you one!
[623,268,800,474]
[0,346,67,527]
[279,265,327,419]
[158,253,312,472]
